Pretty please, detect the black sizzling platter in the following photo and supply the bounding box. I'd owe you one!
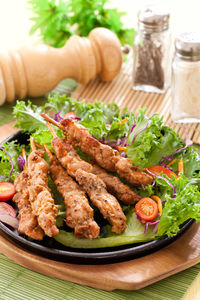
[0,131,194,265]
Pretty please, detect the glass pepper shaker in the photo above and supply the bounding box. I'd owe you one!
[171,32,200,123]
[132,4,171,93]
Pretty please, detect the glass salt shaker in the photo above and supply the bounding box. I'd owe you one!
[132,4,171,93]
[171,32,200,123]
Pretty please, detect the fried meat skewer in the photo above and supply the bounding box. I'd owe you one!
[13,149,44,240]
[41,114,153,186]
[45,121,141,204]
[92,164,141,204]
[27,137,59,237]
[75,169,127,234]
[44,143,100,239]
[46,122,127,234]
[61,118,153,186]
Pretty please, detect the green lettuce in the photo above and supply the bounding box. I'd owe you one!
[13,95,130,143]
[170,146,200,179]
[13,100,46,132]
[157,175,200,237]
[13,99,63,148]
[126,109,183,168]
[0,141,30,183]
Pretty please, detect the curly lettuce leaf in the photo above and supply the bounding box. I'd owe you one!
[13,100,46,132]
[126,109,183,168]
[173,147,200,179]
[13,99,63,147]
[14,94,132,141]
[157,175,200,237]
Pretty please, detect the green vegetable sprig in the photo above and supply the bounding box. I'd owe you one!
[28,0,135,47]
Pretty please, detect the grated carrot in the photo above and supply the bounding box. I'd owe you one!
[116,146,127,152]
[167,159,176,167]
[117,118,127,125]
[151,195,163,216]
[178,158,184,176]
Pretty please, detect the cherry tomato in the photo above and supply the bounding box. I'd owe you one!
[135,197,158,221]
[147,166,177,179]
[0,202,16,217]
[0,182,16,201]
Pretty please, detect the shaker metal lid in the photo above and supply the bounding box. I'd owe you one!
[175,32,200,59]
[138,4,170,27]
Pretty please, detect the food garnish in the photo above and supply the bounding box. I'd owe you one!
[0,214,19,229]
[147,166,177,179]
[0,202,18,229]
[0,147,14,182]
[0,182,15,201]
[135,197,158,221]
[0,202,16,217]
[178,158,184,176]
[151,195,163,216]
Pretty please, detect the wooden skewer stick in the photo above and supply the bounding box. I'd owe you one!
[22,148,27,170]
[30,137,36,151]
[41,113,61,129]
[22,148,26,162]
[35,142,45,150]
[44,144,54,160]
[46,121,58,139]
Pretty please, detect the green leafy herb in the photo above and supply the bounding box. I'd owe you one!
[29,0,72,48]
[28,0,135,47]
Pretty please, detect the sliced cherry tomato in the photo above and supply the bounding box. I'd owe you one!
[63,112,77,119]
[147,166,177,179]
[135,197,158,221]
[0,182,16,201]
[0,202,16,217]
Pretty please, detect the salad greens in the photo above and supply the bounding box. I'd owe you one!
[0,141,30,183]
[1,94,200,248]
[157,175,200,236]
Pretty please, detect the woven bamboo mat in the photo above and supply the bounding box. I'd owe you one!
[72,52,199,145]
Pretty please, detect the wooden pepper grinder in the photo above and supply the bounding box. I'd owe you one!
[0,28,123,105]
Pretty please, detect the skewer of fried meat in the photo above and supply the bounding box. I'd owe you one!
[27,137,59,237]
[44,142,100,239]
[42,115,141,204]
[46,122,127,234]
[41,113,153,186]
[13,149,44,240]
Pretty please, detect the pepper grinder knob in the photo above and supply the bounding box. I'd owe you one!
[0,27,122,105]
